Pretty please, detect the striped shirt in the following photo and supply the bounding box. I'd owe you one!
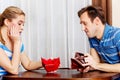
[0,42,24,76]
[89,24,120,64]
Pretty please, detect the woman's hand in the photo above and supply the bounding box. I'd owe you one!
[8,24,21,43]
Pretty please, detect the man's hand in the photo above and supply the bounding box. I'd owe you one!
[77,53,98,73]
[77,66,90,72]
[82,53,98,70]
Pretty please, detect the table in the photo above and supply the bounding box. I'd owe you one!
[3,69,120,80]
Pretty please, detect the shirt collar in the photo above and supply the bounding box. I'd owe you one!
[102,23,112,40]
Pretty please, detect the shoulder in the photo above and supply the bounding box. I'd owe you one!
[0,42,5,48]
[0,42,11,52]
[107,24,120,33]
[105,25,120,38]
[107,27,120,44]
[111,27,120,38]
[0,42,9,55]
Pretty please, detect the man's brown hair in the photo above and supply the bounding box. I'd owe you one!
[78,5,106,24]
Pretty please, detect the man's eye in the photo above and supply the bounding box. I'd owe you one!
[83,22,87,26]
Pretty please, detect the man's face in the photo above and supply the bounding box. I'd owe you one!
[80,12,97,38]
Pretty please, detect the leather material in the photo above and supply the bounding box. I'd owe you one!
[71,52,85,69]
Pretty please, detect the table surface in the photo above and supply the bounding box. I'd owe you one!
[3,69,120,80]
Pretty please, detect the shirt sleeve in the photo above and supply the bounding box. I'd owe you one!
[114,30,120,52]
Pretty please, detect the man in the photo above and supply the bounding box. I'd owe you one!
[78,5,120,73]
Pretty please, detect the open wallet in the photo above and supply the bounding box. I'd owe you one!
[71,52,86,70]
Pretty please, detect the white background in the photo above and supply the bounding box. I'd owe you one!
[0,0,91,70]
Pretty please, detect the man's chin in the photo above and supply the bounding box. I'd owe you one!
[87,35,94,38]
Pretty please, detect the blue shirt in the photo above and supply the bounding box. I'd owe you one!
[89,24,120,64]
[0,42,24,76]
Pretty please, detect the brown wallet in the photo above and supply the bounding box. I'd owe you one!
[71,52,86,69]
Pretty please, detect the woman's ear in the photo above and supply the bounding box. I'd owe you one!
[4,19,10,26]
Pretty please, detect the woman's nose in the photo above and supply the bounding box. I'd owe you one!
[20,25,24,31]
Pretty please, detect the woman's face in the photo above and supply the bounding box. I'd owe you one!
[8,15,25,35]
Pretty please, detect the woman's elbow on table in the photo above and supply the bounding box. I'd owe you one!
[9,70,19,75]
[6,67,19,75]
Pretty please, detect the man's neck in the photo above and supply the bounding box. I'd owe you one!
[96,24,105,40]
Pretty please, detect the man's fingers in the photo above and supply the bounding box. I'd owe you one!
[83,66,90,72]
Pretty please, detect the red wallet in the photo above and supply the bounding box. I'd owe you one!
[41,57,60,72]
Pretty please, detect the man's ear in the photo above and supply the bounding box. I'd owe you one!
[93,17,101,25]
[4,19,10,26]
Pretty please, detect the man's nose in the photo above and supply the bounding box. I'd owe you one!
[81,25,85,31]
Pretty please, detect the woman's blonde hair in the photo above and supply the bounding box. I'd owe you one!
[0,6,25,26]
[0,6,25,44]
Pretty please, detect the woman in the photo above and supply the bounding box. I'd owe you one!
[0,6,42,76]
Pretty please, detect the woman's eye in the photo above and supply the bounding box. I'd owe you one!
[18,22,21,25]
[18,23,24,26]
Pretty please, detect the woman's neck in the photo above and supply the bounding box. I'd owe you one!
[0,26,12,50]
[1,26,10,42]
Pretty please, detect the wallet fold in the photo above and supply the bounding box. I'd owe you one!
[71,52,86,69]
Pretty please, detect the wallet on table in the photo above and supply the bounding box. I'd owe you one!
[71,52,86,69]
